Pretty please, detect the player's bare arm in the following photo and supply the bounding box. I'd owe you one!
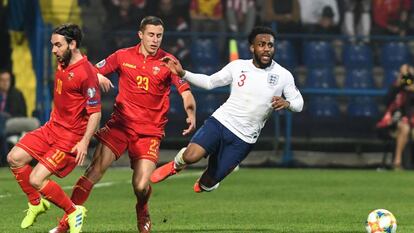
[97,73,114,93]
[72,112,101,165]
[181,90,196,135]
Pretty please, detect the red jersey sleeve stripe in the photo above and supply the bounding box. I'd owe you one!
[86,106,101,114]
[177,83,190,94]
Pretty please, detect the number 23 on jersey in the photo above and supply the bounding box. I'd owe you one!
[136,75,149,90]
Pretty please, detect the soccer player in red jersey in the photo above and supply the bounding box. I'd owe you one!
[7,23,101,233]
[50,16,196,233]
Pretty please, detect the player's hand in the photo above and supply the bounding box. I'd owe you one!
[271,96,289,111]
[161,56,185,77]
[182,115,196,136]
[71,139,88,166]
[98,73,114,93]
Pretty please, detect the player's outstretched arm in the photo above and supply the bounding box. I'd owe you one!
[180,90,196,135]
[162,56,233,90]
[71,112,101,165]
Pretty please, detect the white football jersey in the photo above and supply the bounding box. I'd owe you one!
[184,59,303,143]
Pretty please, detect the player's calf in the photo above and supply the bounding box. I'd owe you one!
[137,185,152,233]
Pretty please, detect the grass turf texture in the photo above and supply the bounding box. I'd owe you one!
[0,167,413,233]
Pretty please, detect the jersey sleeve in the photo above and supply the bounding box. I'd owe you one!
[81,67,101,114]
[95,51,120,76]
[171,73,191,94]
[283,72,303,112]
[183,62,233,90]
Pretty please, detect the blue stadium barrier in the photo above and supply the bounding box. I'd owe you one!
[381,41,411,70]
[305,67,336,88]
[308,96,340,117]
[344,68,374,89]
[347,96,379,117]
[343,43,373,68]
[303,41,334,67]
[237,40,250,59]
[383,68,399,87]
[275,40,297,69]
[191,38,220,67]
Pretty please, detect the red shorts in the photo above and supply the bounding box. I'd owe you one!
[16,125,78,178]
[95,119,161,165]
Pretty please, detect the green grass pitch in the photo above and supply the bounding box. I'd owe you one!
[0,167,414,232]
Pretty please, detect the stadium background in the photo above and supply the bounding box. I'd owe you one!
[1,0,414,169]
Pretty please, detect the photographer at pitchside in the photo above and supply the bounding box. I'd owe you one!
[377,64,414,170]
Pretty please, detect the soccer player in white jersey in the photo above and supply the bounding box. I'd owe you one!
[151,26,304,192]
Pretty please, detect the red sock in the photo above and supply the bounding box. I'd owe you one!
[138,185,152,207]
[71,176,94,205]
[39,180,76,214]
[10,165,41,205]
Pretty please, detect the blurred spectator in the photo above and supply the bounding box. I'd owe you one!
[0,70,27,165]
[189,0,224,32]
[103,0,146,52]
[262,0,301,34]
[226,0,256,35]
[189,0,226,52]
[0,70,27,118]
[299,0,340,34]
[0,1,11,70]
[155,0,191,66]
[372,0,411,36]
[342,0,371,43]
[376,64,414,169]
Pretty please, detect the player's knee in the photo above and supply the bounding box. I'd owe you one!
[6,152,16,166]
[133,182,148,196]
[7,150,22,167]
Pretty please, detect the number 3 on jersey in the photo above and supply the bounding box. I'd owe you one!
[136,75,149,91]
[238,74,247,87]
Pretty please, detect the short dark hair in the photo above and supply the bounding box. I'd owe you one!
[248,26,276,45]
[322,6,334,18]
[52,23,83,48]
[139,16,164,31]
[0,69,15,87]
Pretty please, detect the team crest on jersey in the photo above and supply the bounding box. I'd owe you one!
[87,87,96,98]
[152,66,160,75]
[68,72,74,80]
[267,73,279,86]
[96,59,106,68]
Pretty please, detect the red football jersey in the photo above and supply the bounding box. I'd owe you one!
[49,56,101,139]
[96,43,190,137]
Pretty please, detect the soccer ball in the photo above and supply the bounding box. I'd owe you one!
[365,209,397,233]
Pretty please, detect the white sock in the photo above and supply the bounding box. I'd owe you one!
[173,147,187,170]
